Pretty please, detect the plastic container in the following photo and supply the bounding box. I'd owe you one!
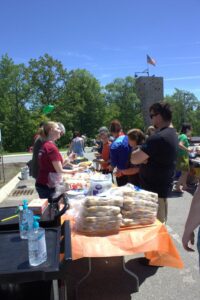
[19,200,33,240]
[28,216,47,266]
[21,166,29,180]
[90,174,112,195]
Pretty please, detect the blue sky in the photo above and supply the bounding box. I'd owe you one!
[1,0,200,99]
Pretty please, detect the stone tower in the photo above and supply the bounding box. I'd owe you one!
[135,76,164,128]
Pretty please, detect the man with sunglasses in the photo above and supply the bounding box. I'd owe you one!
[131,102,178,223]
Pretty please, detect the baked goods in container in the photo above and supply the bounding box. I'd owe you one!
[84,196,123,207]
[121,189,158,226]
[83,206,121,217]
[75,196,122,235]
[78,161,93,167]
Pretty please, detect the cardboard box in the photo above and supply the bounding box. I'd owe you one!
[28,198,48,215]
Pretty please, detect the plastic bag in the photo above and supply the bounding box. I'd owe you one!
[48,172,68,199]
[48,172,63,188]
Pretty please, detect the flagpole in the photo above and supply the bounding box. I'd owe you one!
[146,56,149,77]
[146,61,149,76]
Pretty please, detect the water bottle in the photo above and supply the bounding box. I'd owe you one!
[18,205,23,232]
[19,199,33,239]
[28,216,47,266]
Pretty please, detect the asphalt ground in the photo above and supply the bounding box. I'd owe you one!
[61,149,200,299]
[1,148,200,299]
[64,179,200,300]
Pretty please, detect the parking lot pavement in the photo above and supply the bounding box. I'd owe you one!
[1,149,200,299]
[63,189,200,300]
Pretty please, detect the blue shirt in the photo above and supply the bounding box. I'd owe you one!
[110,135,132,170]
[71,137,84,157]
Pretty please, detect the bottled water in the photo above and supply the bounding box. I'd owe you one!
[19,200,33,239]
[28,216,47,266]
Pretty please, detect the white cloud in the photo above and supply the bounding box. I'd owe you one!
[57,50,93,61]
[160,61,200,67]
[98,73,112,79]
[165,75,200,81]
[166,56,200,60]
[101,46,122,52]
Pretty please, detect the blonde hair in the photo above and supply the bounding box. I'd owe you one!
[42,121,58,137]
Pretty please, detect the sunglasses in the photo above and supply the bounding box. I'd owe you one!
[149,113,158,119]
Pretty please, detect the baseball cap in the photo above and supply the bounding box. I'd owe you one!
[98,126,109,133]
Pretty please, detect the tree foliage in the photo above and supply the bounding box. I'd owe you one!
[26,53,67,109]
[61,69,106,138]
[0,55,33,151]
[165,89,200,135]
[0,53,199,152]
[105,76,144,131]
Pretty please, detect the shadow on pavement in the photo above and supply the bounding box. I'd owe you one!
[183,185,198,196]
[169,185,197,198]
[65,256,159,300]
[168,191,184,198]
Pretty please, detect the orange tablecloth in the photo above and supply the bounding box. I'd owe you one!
[69,220,183,269]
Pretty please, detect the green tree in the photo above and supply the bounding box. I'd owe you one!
[61,69,106,138]
[165,89,199,134]
[0,55,34,151]
[105,76,143,132]
[0,55,14,128]
[26,53,67,110]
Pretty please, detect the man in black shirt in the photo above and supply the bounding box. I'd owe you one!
[131,102,178,223]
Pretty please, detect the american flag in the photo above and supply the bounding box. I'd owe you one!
[147,54,156,66]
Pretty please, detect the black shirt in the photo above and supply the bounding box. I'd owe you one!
[139,127,178,197]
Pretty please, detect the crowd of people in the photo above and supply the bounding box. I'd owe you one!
[92,103,178,224]
[90,102,200,267]
[29,100,200,268]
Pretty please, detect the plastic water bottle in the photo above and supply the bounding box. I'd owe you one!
[18,205,24,231]
[28,216,47,266]
[19,199,33,239]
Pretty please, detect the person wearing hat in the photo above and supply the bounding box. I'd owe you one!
[97,128,112,174]
[99,126,114,143]
[99,126,109,133]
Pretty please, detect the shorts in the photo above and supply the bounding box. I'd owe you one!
[35,183,55,200]
[176,155,189,172]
